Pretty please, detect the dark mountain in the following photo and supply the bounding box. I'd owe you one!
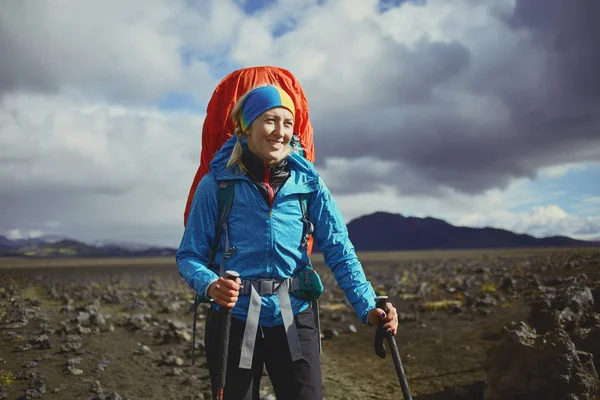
[314,212,595,252]
[0,235,17,251]
[0,236,177,258]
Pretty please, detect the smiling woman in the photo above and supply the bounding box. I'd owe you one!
[176,75,400,399]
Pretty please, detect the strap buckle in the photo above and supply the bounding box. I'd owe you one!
[259,280,275,295]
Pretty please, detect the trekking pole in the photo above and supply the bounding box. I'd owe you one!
[218,270,240,400]
[374,296,413,400]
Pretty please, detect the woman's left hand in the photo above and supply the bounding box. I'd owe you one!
[367,301,399,335]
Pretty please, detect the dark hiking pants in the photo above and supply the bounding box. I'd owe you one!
[205,305,323,400]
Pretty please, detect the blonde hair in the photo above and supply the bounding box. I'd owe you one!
[226,85,293,173]
[225,89,250,174]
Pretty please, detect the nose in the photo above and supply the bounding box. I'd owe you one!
[272,121,285,136]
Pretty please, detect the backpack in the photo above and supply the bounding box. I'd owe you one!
[183,66,315,255]
[185,66,321,365]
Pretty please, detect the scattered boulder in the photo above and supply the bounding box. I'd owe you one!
[66,357,84,375]
[161,349,184,367]
[31,334,51,349]
[61,298,75,313]
[97,359,111,372]
[157,320,191,344]
[24,370,46,400]
[123,314,153,331]
[134,344,152,356]
[15,343,33,352]
[570,324,600,374]
[484,321,599,400]
[529,285,595,334]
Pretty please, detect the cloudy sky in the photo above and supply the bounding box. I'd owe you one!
[1,0,599,247]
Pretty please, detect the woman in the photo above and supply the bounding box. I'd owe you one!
[177,84,399,399]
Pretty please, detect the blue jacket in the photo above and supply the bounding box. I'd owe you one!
[176,135,377,326]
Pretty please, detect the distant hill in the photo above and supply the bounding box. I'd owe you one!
[2,212,597,258]
[313,211,595,252]
[0,235,177,258]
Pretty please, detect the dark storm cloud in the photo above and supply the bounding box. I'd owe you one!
[509,0,600,102]
[311,0,600,197]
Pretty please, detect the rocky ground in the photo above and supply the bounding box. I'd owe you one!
[0,248,599,400]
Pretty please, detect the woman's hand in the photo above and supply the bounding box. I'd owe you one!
[367,301,399,335]
[207,277,242,308]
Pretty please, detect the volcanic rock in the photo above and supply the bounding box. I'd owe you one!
[123,313,153,331]
[158,320,191,344]
[31,334,52,349]
[570,324,600,373]
[134,344,152,355]
[161,349,184,366]
[484,321,599,400]
[97,359,111,372]
[24,370,46,399]
[15,343,33,352]
[529,285,595,334]
[60,342,82,353]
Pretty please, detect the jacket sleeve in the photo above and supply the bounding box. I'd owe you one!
[309,176,377,325]
[176,173,220,301]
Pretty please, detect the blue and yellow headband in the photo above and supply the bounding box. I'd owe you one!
[240,85,295,132]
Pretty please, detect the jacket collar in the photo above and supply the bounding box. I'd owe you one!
[242,148,289,182]
[211,135,320,194]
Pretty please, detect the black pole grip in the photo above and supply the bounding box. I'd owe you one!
[374,296,388,358]
[376,295,389,315]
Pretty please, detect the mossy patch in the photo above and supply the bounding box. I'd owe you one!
[0,369,15,386]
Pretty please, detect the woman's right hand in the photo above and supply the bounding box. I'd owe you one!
[207,277,242,308]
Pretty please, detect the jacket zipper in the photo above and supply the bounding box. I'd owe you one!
[263,162,275,210]
[263,162,275,276]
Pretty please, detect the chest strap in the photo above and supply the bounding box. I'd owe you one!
[238,278,303,369]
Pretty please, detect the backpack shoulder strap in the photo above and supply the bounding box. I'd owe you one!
[298,193,313,248]
[207,180,235,266]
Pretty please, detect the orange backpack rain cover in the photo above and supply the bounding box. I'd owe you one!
[183,66,316,253]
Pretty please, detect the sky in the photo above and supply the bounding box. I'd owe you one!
[1,0,599,247]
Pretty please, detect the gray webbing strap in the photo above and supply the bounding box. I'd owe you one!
[277,279,303,362]
[237,278,304,368]
[239,285,261,369]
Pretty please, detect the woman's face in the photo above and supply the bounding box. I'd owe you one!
[245,107,294,163]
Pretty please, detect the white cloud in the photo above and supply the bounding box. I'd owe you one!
[582,196,600,204]
[0,0,221,103]
[0,92,204,245]
[6,229,44,240]
[539,163,590,178]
